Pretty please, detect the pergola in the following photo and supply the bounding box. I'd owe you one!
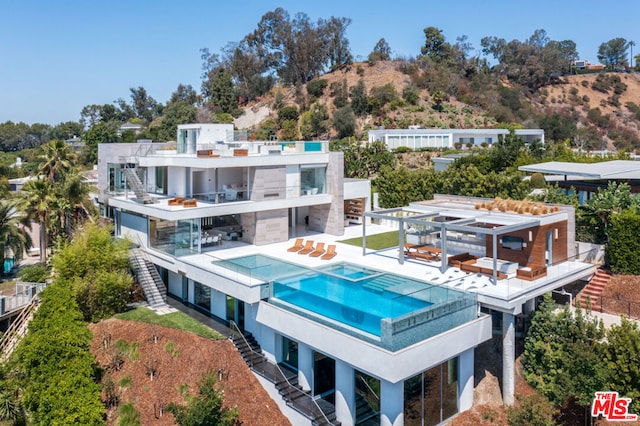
[364,204,539,283]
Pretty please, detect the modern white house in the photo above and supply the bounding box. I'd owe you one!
[97,125,595,426]
[368,128,545,151]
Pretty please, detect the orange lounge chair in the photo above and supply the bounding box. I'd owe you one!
[308,242,325,257]
[297,240,315,255]
[321,245,336,260]
[287,238,304,252]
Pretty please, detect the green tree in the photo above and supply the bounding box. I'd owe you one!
[13,284,105,425]
[17,178,55,263]
[300,103,329,140]
[51,223,132,321]
[539,113,577,144]
[277,106,299,126]
[204,66,239,115]
[350,80,368,116]
[421,27,452,63]
[167,371,239,426]
[597,37,629,68]
[332,106,356,139]
[523,294,605,407]
[155,101,197,142]
[306,79,328,98]
[0,200,32,276]
[368,38,391,63]
[280,120,300,141]
[603,318,640,413]
[607,209,640,274]
[82,121,120,164]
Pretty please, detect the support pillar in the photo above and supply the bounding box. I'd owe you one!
[524,298,536,315]
[335,360,355,426]
[380,380,403,426]
[297,342,313,392]
[459,348,474,411]
[502,312,515,405]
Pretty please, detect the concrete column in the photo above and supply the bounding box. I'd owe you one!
[335,360,355,426]
[459,348,474,411]
[380,380,404,426]
[297,342,313,392]
[502,312,515,405]
[524,298,536,315]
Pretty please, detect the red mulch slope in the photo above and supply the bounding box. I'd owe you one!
[89,319,291,426]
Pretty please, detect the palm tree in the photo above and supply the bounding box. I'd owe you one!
[0,200,32,275]
[17,178,55,263]
[39,139,77,183]
[0,389,23,424]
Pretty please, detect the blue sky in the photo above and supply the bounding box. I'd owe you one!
[1,0,638,125]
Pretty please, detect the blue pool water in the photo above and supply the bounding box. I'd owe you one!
[274,274,431,336]
[317,263,381,281]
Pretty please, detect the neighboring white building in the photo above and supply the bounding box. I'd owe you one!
[368,128,545,150]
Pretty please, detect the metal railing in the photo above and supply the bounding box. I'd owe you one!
[581,295,640,320]
[228,321,336,425]
[0,298,39,361]
[0,281,48,316]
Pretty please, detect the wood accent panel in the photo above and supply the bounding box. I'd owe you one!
[485,220,568,266]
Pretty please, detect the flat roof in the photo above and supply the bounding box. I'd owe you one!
[519,160,640,179]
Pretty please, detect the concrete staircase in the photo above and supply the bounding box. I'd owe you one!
[129,249,168,309]
[0,299,39,362]
[122,166,154,204]
[577,268,611,311]
[230,325,340,425]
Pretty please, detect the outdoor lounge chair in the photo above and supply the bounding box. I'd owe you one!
[308,242,325,257]
[287,238,304,252]
[321,245,337,260]
[297,240,315,255]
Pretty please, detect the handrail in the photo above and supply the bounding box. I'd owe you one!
[356,373,380,402]
[228,321,335,425]
[0,298,38,361]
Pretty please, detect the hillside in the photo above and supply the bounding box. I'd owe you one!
[234,61,640,151]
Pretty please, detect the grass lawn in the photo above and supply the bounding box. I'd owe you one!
[338,231,400,250]
[115,306,224,340]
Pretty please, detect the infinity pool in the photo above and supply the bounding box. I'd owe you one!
[273,271,432,336]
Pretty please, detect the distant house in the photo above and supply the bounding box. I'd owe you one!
[368,128,545,150]
[572,59,605,70]
[118,122,144,137]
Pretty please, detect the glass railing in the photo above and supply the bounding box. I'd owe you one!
[145,140,329,157]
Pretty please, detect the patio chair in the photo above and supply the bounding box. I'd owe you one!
[321,245,337,260]
[297,240,315,255]
[308,242,325,257]
[287,238,304,252]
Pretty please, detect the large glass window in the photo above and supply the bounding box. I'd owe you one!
[355,371,380,424]
[107,163,126,194]
[194,281,211,312]
[404,358,458,425]
[281,337,298,369]
[155,166,167,194]
[149,217,199,257]
[300,165,326,196]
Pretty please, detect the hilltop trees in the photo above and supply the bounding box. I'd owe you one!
[598,38,629,68]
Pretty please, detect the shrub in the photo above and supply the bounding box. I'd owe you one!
[394,146,412,153]
[529,173,547,188]
[306,79,328,98]
[277,106,299,126]
[506,394,558,426]
[608,209,640,274]
[402,85,420,105]
[17,264,49,283]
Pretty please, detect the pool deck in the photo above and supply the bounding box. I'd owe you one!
[176,223,595,315]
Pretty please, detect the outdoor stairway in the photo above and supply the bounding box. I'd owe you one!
[577,268,611,311]
[0,299,39,362]
[129,250,167,309]
[122,166,154,204]
[230,327,340,426]
[355,394,378,426]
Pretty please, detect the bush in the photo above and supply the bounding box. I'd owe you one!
[17,264,49,283]
[529,173,547,189]
[394,146,412,153]
[607,209,640,274]
[507,394,558,426]
[277,106,299,126]
[306,79,328,98]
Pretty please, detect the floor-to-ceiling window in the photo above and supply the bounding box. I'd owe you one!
[300,165,326,195]
[194,281,211,312]
[282,337,298,370]
[355,370,380,424]
[149,217,199,256]
[404,358,458,425]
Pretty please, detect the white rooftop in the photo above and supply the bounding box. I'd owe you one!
[519,160,640,179]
